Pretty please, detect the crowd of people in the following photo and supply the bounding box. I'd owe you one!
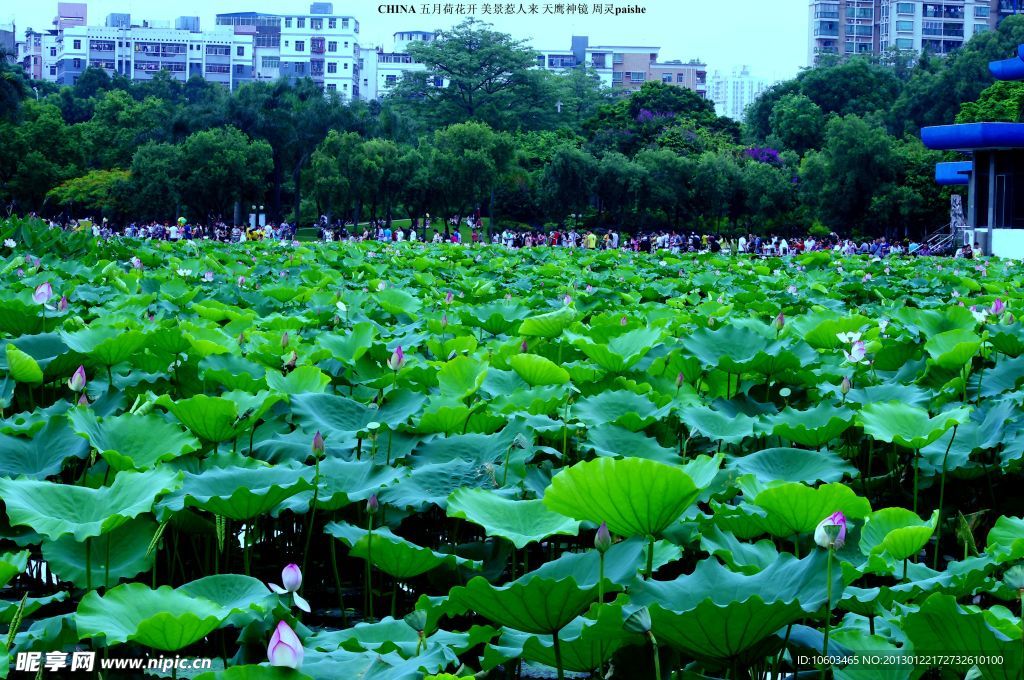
[38,214,979,259]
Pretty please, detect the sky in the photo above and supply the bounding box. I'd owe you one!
[2,0,807,82]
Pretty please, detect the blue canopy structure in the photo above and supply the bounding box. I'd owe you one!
[935,161,972,185]
[922,123,1024,152]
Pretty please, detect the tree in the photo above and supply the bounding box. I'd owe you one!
[176,126,272,222]
[693,151,741,229]
[739,160,797,228]
[428,121,514,227]
[73,67,114,100]
[126,143,183,221]
[80,90,173,169]
[390,19,551,130]
[554,66,613,132]
[956,80,1024,123]
[634,148,696,227]
[541,147,596,222]
[797,58,901,118]
[47,169,130,219]
[310,131,367,227]
[768,94,826,155]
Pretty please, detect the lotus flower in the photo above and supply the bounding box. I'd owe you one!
[267,620,304,669]
[68,365,87,392]
[843,340,867,364]
[787,284,798,295]
[312,431,325,456]
[32,282,53,305]
[991,298,1006,316]
[620,316,628,326]
[563,295,572,306]
[594,522,612,553]
[57,295,68,312]
[77,393,89,407]
[367,494,379,514]
[862,274,871,283]
[814,511,848,549]
[521,339,529,353]
[387,346,405,371]
[268,564,310,612]
[970,306,989,324]
[773,312,785,331]
[676,372,684,389]
[836,332,861,344]
[130,256,142,270]
[441,313,448,328]
[237,276,246,287]
[281,332,290,349]
[377,281,386,291]
[445,290,454,304]
[3,239,15,248]
[203,271,214,282]
[841,376,852,395]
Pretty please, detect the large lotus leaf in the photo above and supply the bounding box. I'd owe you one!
[60,327,147,367]
[630,551,839,661]
[788,312,872,350]
[859,508,939,562]
[326,522,478,578]
[768,404,854,448]
[514,602,639,673]
[446,488,581,548]
[581,424,679,464]
[0,417,90,478]
[67,408,199,471]
[571,390,668,432]
[161,463,314,521]
[201,354,267,391]
[543,458,699,537]
[4,343,43,384]
[988,324,1024,358]
[376,287,422,316]
[381,459,496,510]
[177,575,273,615]
[680,405,757,444]
[857,402,971,450]
[157,394,247,443]
[265,365,332,395]
[902,594,1022,680]
[518,306,575,338]
[525,536,673,588]
[76,583,225,651]
[0,550,28,589]
[729,447,856,484]
[274,458,408,515]
[924,328,982,370]
[319,322,377,365]
[830,629,912,680]
[699,525,779,575]
[683,324,772,373]
[446,576,599,634]
[41,517,158,588]
[565,326,664,372]
[985,515,1024,564]
[0,592,68,626]
[437,356,488,401]
[896,306,976,337]
[0,468,181,541]
[752,482,872,539]
[507,354,569,387]
[291,390,425,438]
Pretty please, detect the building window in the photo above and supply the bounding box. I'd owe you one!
[329,18,337,29]
[344,41,349,48]
[297,18,305,28]
[311,18,322,30]
[628,71,646,82]
[295,63,305,74]
[342,18,349,28]
[72,39,81,49]
[328,40,337,51]
[237,46,245,56]
[611,71,623,83]
[896,2,914,14]
[327,83,336,91]
[343,62,348,70]
[975,23,989,34]
[676,73,685,83]
[975,6,990,18]
[385,74,397,87]
[895,37,913,49]
[235,64,245,74]
[207,45,230,56]
[896,20,914,31]
[327,62,337,73]
[50,47,56,56]
[49,65,56,75]
[661,74,672,83]
[285,17,292,28]
[612,53,623,64]
[262,56,279,68]
[73,58,81,68]
[433,76,443,86]
[295,40,305,52]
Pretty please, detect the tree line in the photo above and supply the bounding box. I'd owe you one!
[3,17,1024,237]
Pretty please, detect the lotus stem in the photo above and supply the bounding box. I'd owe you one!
[912,447,920,515]
[391,579,398,619]
[934,425,958,570]
[552,628,565,680]
[365,513,374,621]
[823,546,833,663]
[773,623,793,679]
[646,631,661,680]
[598,551,605,604]
[302,458,322,576]
[329,528,347,626]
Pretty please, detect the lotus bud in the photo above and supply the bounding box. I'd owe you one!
[312,431,325,456]
[237,275,246,286]
[77,393,90,407]
[267,620,304,669]
[620,316,628,326]
[841,376,851,395]
[441,313,448,329]
[281,332,290,349]
[676,372,684,389]
[282,564,302,592]
[68,365,87,392]
[57,295,68,312]
[387,345,406,371]
[787,285,798,295]
[32,282,53,305]
[1004,312,1016,325]
[813,511,848,550]
[367,494,379,514]
[130,256,142,270]
[991,298,1006,316]
[445,290,454,304]
[520,339,528,353]
[563,295,572,306]
[594,522,612,553]
[238,332,246,346]
[708,317,716,328]
[773,312,785,331]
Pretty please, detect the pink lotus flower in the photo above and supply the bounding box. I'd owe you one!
[57,296,68,312]
[77,393,89,407]
[814,511,848,549]
[441,313,448,328]
[774,313,785,331]
[445,290,454,304]
[594,521,612,553]
[387,346,405,371]
[237,276,246,287]
[267,620,304,669]
[268,564,310,612]
[130,257,143,270]
[520,339,528,353]
[991,298,1006,316]
[620,316,628,326]
[367,494,379,513]
[32,282,53,305]
[862,274,871,283]
[787,285,798,295]
[563,295,572,306]
[844,340,867,364]
[312,431,325,456]
[68,365,87,392]
[203,271,214,282]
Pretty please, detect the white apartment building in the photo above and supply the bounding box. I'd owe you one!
[708,66,770,120]
[879,0,992,55]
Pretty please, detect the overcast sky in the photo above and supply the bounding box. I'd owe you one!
[3,0,807,81]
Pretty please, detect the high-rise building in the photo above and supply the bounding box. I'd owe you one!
[708,66,771,120]
[360,31,437,101]
[809,1,1024,66]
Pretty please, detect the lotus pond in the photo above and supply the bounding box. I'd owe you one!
[0,225,1023,680]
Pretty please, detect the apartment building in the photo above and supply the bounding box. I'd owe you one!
[809,0,1023,65]
[708,66,771,120]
